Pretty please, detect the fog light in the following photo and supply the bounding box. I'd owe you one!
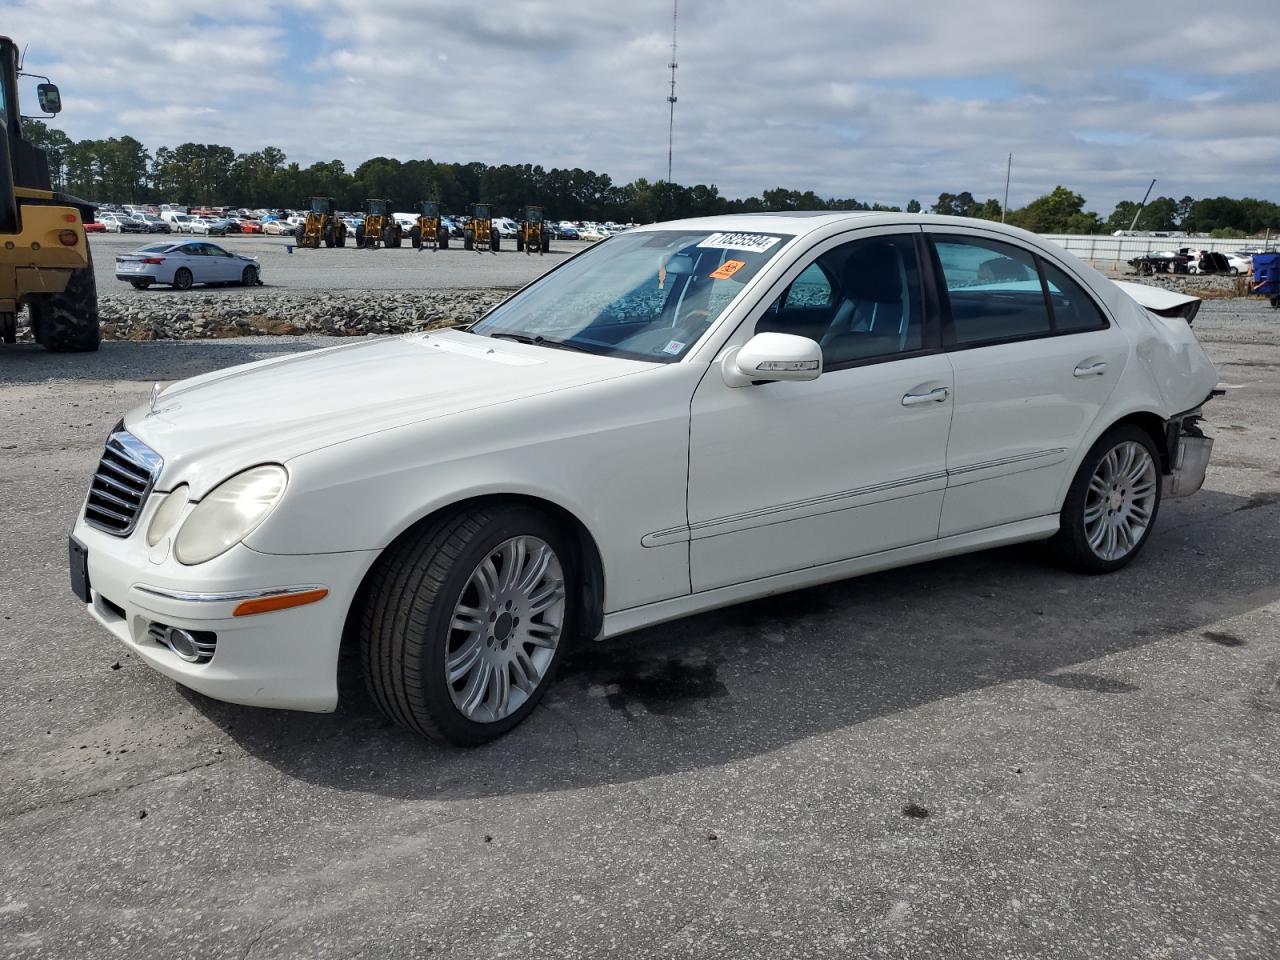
[165,627,202,662]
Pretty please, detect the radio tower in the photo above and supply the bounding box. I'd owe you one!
[666,0,678,182]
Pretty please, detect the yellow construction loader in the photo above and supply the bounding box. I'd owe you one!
[0,35,98,351]
[463,203,499,252]
[354,198,402,249]
[410,200,449,251]
[515,205,550,255]
[295,197,346,248]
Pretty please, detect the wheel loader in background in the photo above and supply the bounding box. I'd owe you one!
[515,205,550,255]
[0,35,99,352]
[463,203,499,252]
[354,198,402,249]
[410,200,449,251]
[295,197,346,248]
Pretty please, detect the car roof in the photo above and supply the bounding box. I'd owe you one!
[628,211,1043,244]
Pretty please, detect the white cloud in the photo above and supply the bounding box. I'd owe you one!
[13,0,1280,210]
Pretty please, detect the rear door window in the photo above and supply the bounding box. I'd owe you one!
[932,236,1051,347]
[1041,259,1108,333]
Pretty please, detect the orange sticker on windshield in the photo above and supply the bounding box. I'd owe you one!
[709,259,746,280]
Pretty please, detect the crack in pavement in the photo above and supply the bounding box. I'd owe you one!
[2,755,232,820]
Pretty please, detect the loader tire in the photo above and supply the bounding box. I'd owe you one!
[438,230,450,250]
[464,230,474,251]
[29,263,101,353]
[355,224,366,248]
[411,225,422,249]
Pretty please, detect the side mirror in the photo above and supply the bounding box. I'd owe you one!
[36,83,62,115]
[722,332,823,387]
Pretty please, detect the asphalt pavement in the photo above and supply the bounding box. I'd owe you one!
[1,301,1278,959]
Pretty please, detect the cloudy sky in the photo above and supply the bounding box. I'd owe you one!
[14,0,1280,212]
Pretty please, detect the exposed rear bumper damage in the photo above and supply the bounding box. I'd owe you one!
[1162,399,1216,499]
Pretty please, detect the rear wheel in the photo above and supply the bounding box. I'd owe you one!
[541,232,551,253]
[172,267,194,291]
[516,233,525,252]
[464,229,474,251]
[359,505,573,745]
[355,224,366,248]
[324,224,335,248]
[1052,424,1161,573]
[336,226,346,248]
[410,225,422,249]
[29,262,100,353]
[438,230,450,250]
[295,224,307,245]
[491,233,500,252]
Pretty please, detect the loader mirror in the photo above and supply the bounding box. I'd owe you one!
[36,83,62,115]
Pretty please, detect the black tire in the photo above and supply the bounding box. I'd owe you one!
[359,504,575,745]
[464,229,474,251]
[130,279,152,290]
[1051,424,1162,574]
[410,225,422,249]
[29,261,101,353]
[241,265,259,286]
[516,234,524,252]
[295,224,307,245]
[355,224,366,248]
[336,227,346,248]
[324,224,335,248]
[541,232,550,253]
[438,230,449,250]
[491,233,500,252]
[172,267,194,291]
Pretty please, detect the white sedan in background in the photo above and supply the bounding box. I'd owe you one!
[72,213,1218,746]
[114,240,261,290]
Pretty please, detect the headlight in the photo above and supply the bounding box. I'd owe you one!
[146,484,189,546]
[174,465,288,565]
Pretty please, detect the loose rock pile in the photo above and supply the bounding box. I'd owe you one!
[17,288,511,341]
[1118,273,1249,297]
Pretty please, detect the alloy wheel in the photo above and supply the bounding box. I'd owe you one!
[1084,440,1158,561]
[446,535,566,723]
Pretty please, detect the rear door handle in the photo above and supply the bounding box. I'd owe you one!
[902,386,949,406]
[1073,361,1107,378]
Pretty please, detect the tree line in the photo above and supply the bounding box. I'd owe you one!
[25,121,1280,236]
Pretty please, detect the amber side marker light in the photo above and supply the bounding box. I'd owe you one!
[233,588,328,617]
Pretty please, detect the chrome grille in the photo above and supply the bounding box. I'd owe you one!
[84,431,163,536]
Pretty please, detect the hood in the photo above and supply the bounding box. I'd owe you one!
[126,330,651,495]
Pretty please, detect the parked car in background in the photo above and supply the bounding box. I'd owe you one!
[72,212,1218,746]
[160,211,194,233]
[99,213,146,234]
[83,220,106,233]
[189,217,230,237]
[136,215,171,234]
[114,239,261,290]
[1223,253,1251,275]
[556,222,580,240]
[239,220,263,234]
[263,219,295,236]
[492,217,520,238]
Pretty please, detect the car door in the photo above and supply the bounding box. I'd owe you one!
[684,229,953,592]
[928,230,1127,537]
[203,243,237,281]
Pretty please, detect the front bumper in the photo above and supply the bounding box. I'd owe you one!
[71,506,377,713]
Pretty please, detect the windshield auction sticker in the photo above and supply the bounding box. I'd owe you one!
[709,259,747,280]
[697,232,782,254]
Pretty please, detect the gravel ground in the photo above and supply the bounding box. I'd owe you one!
[1,300,1278,959]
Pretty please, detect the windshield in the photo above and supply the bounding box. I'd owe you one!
[470,229,793,363]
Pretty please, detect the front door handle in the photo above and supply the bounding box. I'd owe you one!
[902,386,949,406]
[1073,361,1107,378]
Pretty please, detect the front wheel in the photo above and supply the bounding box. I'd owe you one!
[29,262,101,352]
[359,505,573,745]
[1052,425,1162,573]
[241,265,259,286]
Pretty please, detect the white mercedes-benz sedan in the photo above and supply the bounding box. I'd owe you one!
[69,213,1219,745]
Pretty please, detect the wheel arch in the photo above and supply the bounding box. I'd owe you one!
[338,492,606,691]
[1051,407,1173,512]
